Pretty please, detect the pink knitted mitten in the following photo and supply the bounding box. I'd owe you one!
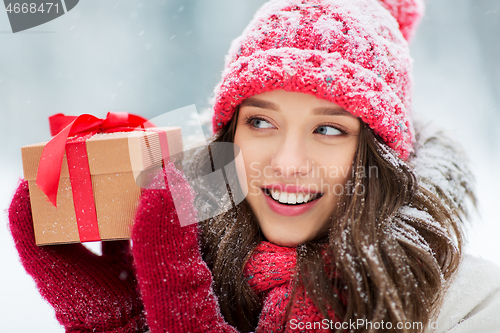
[131,164,238,333]
[8,180,148,333]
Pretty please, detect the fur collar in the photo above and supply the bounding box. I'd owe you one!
[411,121,476,224]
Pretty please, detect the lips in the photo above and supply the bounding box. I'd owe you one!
[261,184,323,217]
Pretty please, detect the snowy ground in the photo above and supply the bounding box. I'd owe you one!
[1,0,499,331]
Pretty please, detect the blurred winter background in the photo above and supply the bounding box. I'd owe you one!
[0,0,498,331]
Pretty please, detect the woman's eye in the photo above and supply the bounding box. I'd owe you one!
[251,118,274,129]
[315,125,342,136]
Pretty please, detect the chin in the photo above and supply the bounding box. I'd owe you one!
[263,231,310,247]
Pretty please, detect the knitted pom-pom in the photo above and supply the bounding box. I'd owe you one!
[376,0,425,41]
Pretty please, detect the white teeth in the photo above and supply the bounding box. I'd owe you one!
[267,189,320,205]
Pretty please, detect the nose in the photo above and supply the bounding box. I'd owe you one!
[270,134,312,179]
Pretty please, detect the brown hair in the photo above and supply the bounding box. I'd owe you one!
[197,109,469,332]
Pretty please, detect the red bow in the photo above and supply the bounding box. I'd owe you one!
[37,112,154,207]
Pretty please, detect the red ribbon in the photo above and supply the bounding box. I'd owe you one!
[37,112,155,207]
[65,134,101,241]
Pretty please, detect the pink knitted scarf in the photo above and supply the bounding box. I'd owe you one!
[244,241,341,332]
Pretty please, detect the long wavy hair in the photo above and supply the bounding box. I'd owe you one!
[195,108,471,332]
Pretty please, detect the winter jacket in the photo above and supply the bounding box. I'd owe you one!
[431,255,500,333]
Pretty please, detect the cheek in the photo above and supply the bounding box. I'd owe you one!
[319,144,358,191]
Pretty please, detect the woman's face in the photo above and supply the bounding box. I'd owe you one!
[234,90,361,247]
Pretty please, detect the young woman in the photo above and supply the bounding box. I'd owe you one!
[9,0,500,332]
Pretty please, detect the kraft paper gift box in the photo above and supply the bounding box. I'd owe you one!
[21,127,183,245]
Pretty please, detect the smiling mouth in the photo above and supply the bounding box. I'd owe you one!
[262,188,324,205]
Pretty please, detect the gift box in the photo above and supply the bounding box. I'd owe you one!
[21,113,183,245]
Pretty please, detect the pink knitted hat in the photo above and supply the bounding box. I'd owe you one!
[212,0,424,159]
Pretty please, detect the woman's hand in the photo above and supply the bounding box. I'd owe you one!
[131,163,238,333]
[8,180,148,333]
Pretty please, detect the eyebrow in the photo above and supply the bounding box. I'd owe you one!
[240,97,354,117]
[311,107,353,117]
[240,97,279,111]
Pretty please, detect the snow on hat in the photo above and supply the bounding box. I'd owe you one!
[212,0,424,159]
